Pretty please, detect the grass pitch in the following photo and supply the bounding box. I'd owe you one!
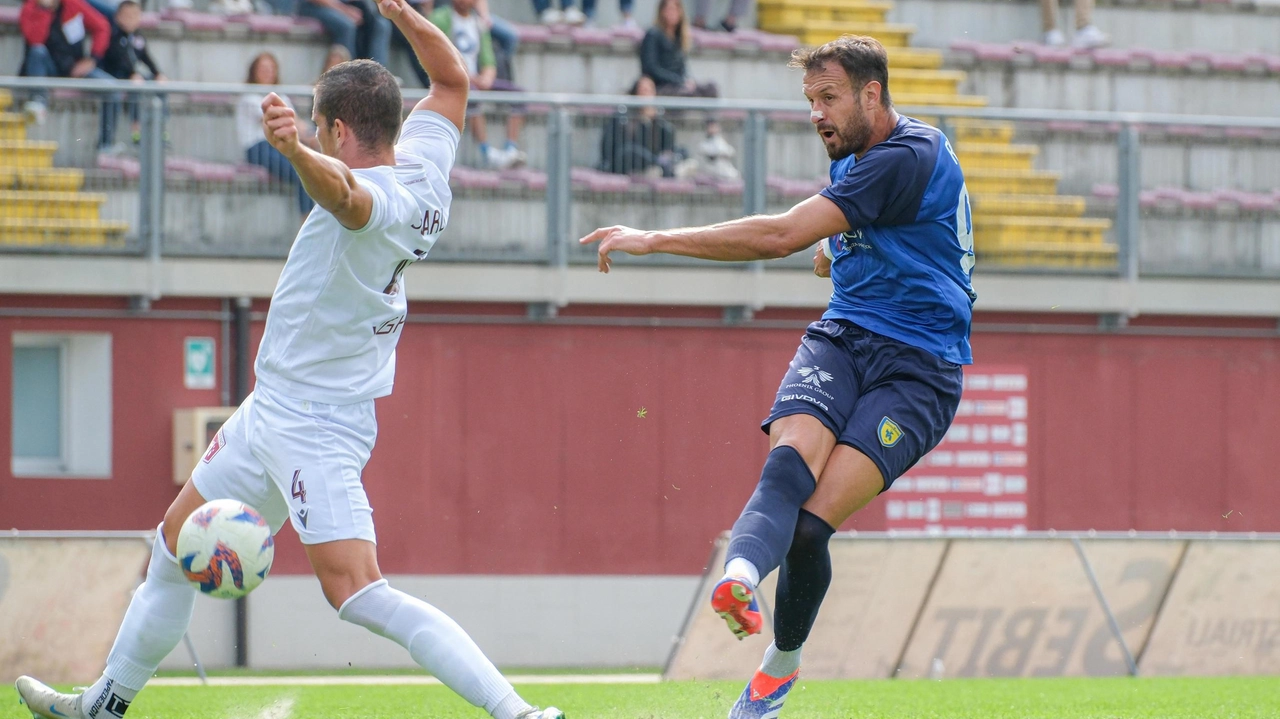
[5,676,1279,718]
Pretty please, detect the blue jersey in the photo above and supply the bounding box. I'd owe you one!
[818,115,976,365]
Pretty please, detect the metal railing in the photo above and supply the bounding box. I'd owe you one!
[3,76,1280,280]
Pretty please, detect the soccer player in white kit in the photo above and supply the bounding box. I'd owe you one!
[14,1,564,718]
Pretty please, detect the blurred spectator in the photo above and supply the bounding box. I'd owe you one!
[296,0,391,68]
[322,43,351,74]
[639,0,717,98]
[18,0,114,142]
[692,0,747,32]
[533,0,587,26]
[430,0,526,168]
[1041,0,1108,48]
[237,52,316,218]
[599,76,688,177]
[100,0,166,153]
[394,0,518,89]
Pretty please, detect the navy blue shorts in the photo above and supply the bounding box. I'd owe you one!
[762,320,964,491]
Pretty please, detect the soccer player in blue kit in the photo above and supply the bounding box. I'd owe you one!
[580,35,975,719]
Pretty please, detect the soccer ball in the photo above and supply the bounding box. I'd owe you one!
[177,499,275,599]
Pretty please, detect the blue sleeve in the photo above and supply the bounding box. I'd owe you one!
[819,140,932,230]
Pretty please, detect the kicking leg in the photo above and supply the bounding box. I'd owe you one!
[713,413,835,639]
[17,481,208,719]
[728,445,880,719]
[311,540,561,719]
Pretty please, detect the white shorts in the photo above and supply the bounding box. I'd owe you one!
[190,384,379,545]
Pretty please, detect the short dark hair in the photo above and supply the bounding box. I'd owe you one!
[789,35,892,108]
[116,0,140,11]
[314,59,404,151]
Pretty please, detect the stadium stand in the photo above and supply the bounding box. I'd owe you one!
[0,88,128,247]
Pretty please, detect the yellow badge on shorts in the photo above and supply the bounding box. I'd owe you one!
[878,417,903,447]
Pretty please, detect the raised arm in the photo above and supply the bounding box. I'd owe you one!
[579,194,851,273]
[261,92,373,230]
[377,0,468,131]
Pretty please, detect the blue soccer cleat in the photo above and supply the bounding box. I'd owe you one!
[728,668,799,719]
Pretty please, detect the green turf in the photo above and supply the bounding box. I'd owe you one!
[6,677,1279,718]
[153,666,661,678]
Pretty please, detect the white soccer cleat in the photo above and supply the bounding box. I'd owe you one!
[14,676,86,719]
[517,707,566,719]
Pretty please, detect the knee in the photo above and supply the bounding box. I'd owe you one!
[790,509,835,555]
[315,562,383,610]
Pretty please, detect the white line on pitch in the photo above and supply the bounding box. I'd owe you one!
[152,674,662,687]
[256,697,296,719]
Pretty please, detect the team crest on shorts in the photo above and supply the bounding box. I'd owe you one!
[878,417,903,447]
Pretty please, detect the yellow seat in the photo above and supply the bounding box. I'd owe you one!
[886,48,944,70]
[0,168,87,191]
[955,143,1039,171]
[889,69,966,97]
[970,194,1086,218]
[0,190,108,221]
[758,0,892,27]
[0,140,59,169]
[0,218,129,247]
[975,216,1113,246]
[776,22,916,47]
[0,90,12,113]
[0,113,27,142]
[893,93,987,108]
[964,169,1060,195]
[978,242,1119,269]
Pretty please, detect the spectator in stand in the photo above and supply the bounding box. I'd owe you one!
[693,0,747,32]
[430,0,526,169]
[296,0,391,68]
[639,0,716,98]
[599,76,687,177]
[393,0,518,89]
[100,0,166,152]
[1041,0,1108,48]
[18,0,112,140]
[236,52,316,218]
[533,0,587,25]
[322,43,352,74]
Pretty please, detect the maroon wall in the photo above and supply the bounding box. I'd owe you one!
[2,298,1278,576]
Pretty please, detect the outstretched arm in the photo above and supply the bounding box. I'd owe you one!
[261,93,373,230]
[579,194,851,273]
[378,0,468,131]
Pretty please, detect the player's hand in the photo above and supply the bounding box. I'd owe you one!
[579,225,653,273]
[261,93,302,160]
[377,0,406,21]
[70,58,97,78]
[813,240,832,278]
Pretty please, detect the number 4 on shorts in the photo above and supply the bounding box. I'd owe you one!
[291,470,307,504]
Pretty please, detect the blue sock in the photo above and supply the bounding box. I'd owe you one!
[479,142,491,159]
[725,445,816,583]
[773,509,836,652]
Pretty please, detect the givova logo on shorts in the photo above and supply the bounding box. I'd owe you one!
[878,417,904,447]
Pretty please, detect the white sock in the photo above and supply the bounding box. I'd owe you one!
[724,557,761,588]
[83,525,196,717]
[760,641,802,678]
[339,580,532,719]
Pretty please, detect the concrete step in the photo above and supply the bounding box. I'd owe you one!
[970,194,1086,218]
[964,169,1060,195]
[975,216,1113,246]
[0,218,129,247]
[0,190,108,220]
[757,0,892,27]
[955,143,1039,171]
[0,168,86,191]
[978,242,1119,270]
[765,22,917,47]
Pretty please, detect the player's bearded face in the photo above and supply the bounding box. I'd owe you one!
[818,101,871,161]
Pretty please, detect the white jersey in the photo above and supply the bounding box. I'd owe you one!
[253,110,460,405]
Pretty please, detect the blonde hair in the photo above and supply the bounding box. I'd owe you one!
[323,44,352,74]
[654,0,691,52]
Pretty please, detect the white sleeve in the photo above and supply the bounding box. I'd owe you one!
[349,174,393,236]
[396,110,461,175]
